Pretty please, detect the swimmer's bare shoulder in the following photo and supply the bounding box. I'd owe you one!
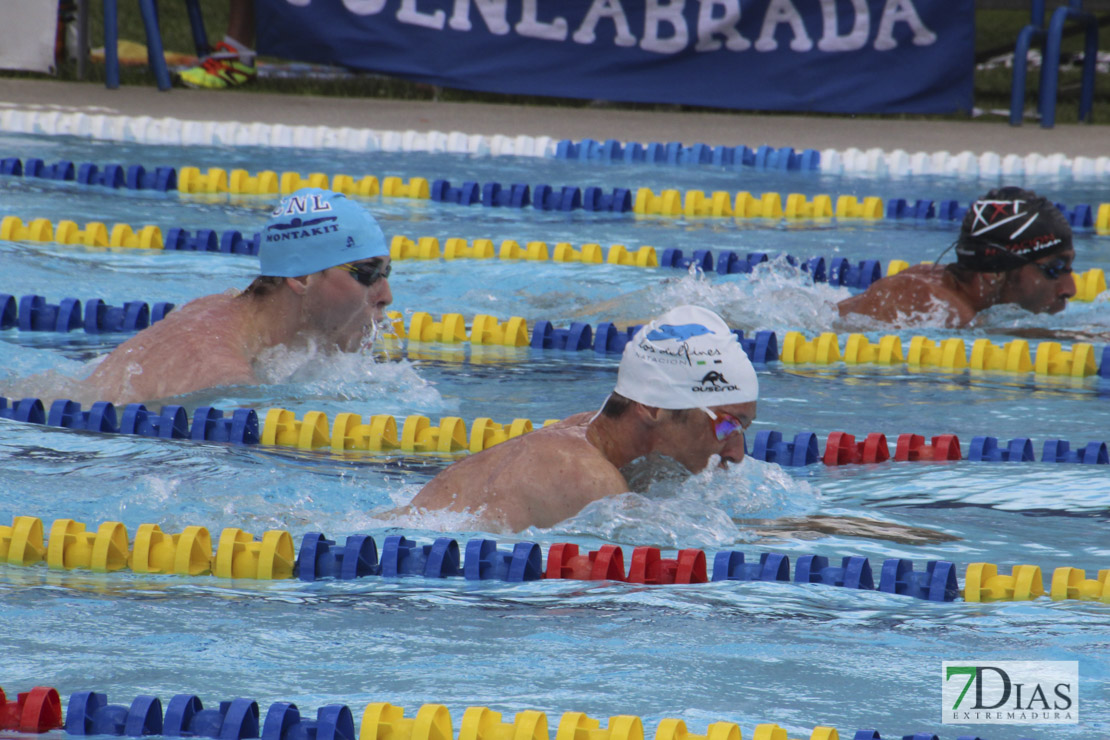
[83,294,257,404]
[408,411,628,531]
[837,265,973,326]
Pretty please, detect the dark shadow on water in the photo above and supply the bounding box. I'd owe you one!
[734,514,960,545]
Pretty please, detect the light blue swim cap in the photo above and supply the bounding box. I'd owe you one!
[260,188,388,277]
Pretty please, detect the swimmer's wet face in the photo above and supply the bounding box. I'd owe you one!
[1000,248,1076,314]
[304,256,393,351]
[653,400,756,473]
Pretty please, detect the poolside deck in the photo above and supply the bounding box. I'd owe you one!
[3,76,1108,157]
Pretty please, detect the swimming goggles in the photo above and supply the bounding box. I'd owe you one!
[702,408,746,442]
[336,260,391,287]
[1030,257,1073,281]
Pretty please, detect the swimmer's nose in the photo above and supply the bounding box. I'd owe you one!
[378,278,394,308]
[720,431,746,465]
[1058,273,1076,300]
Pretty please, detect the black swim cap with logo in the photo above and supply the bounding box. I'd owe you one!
[955,187,1072,273]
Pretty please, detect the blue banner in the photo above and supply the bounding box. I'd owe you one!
[257,0,974,115]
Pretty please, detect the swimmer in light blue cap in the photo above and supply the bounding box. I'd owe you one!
[80,189,393,404]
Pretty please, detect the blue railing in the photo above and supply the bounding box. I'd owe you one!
[1010,0,1099,128]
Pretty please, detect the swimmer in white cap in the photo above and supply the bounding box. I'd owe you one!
[407,305,758,532]
[78,188,393,404]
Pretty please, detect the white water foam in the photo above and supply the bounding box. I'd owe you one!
[544,456,821,548]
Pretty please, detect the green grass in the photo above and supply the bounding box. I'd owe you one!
[29,2,1110,123]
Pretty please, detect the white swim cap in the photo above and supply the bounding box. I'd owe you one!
[613,305,758,410]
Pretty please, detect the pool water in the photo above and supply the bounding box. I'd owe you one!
[0,125,1108,740]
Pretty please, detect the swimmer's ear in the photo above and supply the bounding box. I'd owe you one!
[284,276,310,295]
[634,403,666,425]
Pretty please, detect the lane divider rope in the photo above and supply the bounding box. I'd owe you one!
[4,514,1108,607]
[0,685,1038,740]
[3,155,1108,231]
[2,397,1107,467]
[3,105,1109,182]
[3,218,1107,302]
[556,135,1110,179]
[4,297,1110,379]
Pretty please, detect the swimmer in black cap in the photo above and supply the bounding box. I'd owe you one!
[838,187,1076,327]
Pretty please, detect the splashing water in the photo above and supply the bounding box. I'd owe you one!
[659,258,848,333]
[249,340,443,410]
[566,258,847,331]
[975,294,1110,337]
[544,456,821,548]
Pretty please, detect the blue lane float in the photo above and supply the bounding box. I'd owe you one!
[47,400,121,433]
[296,533,381,581]
[429,179,631,213]
[0,397,258,444]
[1,157,176,192]
[163,227,261,255]
[163,694,260,740]
[878,559,959,602]
[379,535,462,578]
[530,320,593,351]
[481,182,530,208]
[795,555,875,590]
[750,430,821,467]
[261,703,355,740]
[553,138,820,172]
[711,551,791,583]
[1,293,173,334]
[968,436,1035,462]
[64,692,162,736]
[190,407,261,445]
[463,539,543,582]
[1042,438,1110,464]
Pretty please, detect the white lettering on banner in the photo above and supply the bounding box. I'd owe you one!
[874,0,936,50]
[694,0,750,52]
[397,0,446,29]
[318,0,942,54]
[817,0,869,51]
[516,0,568,39]
[340,0,387,15]
[449,0,510,33]
[755,0,813,51]
[572,0,637,47]
[641,0,688,54]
